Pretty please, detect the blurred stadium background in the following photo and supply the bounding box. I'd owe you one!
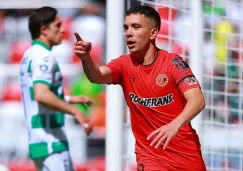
[0,0,243,170]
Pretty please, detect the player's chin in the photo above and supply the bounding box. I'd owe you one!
[54,38,62,45]
[128,48,137,53]
[57,39,62,45]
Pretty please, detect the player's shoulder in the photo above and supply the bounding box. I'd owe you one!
[158,49,182,64]
[31,44,51,55]
[22,46,32,58]
[29,45,53,60]
[119,54,130,59]
[159,49,179,59]
[112,54,130,63]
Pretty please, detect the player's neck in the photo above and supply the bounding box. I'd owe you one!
[37,36,53,49]
[134,47,158,65]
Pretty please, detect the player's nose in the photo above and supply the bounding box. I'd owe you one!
[61,26,65,33]
[125,28,133,37]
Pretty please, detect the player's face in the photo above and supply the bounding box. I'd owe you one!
[124,14,156,54]
[45,16,65,46]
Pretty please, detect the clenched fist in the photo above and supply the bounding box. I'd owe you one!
[74,32,92,60]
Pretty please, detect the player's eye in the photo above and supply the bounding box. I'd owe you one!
[56,23,61,28]
[123,25,128,30]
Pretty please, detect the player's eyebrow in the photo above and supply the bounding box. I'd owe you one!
[131,23,141,28]
[123,23,141,29]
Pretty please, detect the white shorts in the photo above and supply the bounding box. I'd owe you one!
[33,151,75,171]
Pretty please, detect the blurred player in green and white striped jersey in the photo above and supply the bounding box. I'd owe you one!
[19,6,93,171]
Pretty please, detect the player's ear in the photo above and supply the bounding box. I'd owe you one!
[150,28,158,40]
[40,25,48,36]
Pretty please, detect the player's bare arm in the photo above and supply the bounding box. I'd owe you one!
[172,87,205,127]
[34,83,93,135]
[147,87,205,149]
[74,32,113,84]
[69,95,94,109]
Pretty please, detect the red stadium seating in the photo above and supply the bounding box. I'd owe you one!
[7,161,36,171]
[1,83,21,101]
[62,17,73,40]
[6,158,138,171]
[9,41,30,64]
[157,7,177,42]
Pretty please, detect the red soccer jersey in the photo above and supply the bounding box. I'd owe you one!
[106,49,205,170]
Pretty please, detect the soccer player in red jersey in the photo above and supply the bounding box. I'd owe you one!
[74,5,206,171]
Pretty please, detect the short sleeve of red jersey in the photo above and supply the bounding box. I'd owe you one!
[105,56,124,85]
[170,54,201,94]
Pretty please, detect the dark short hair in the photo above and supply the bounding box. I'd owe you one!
[29,6,57,40]
[126,5,161,31]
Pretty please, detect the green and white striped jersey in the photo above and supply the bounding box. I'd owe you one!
[20,40,69,159]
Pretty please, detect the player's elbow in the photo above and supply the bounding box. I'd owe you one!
[34,93,45,103]
[88,76,105,84]
[198,95,206,111]
[34,90,50,104]
[89,78,102,84]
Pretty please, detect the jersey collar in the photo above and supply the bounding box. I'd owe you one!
[32,40,52,51]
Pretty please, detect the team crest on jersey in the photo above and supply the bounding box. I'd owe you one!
[156,74,168,87]
[40,64,48,72]
[184,76,197,86]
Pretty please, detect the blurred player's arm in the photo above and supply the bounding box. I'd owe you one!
[67,95,94,110]
[68,95,93,105]
[73,32,113,84]
[34,83,92,134]
[34,83,84,115]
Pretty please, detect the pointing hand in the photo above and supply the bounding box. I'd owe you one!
[74,32,92,60]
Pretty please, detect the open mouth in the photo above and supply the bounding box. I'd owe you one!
[127,41,136,48]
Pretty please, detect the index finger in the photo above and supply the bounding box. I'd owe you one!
[74,32,82,42]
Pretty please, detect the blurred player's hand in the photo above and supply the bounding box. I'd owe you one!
[147,122,179,149]
[74,32,92,60]
[74,110,93,136]
[70,95,94,109]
